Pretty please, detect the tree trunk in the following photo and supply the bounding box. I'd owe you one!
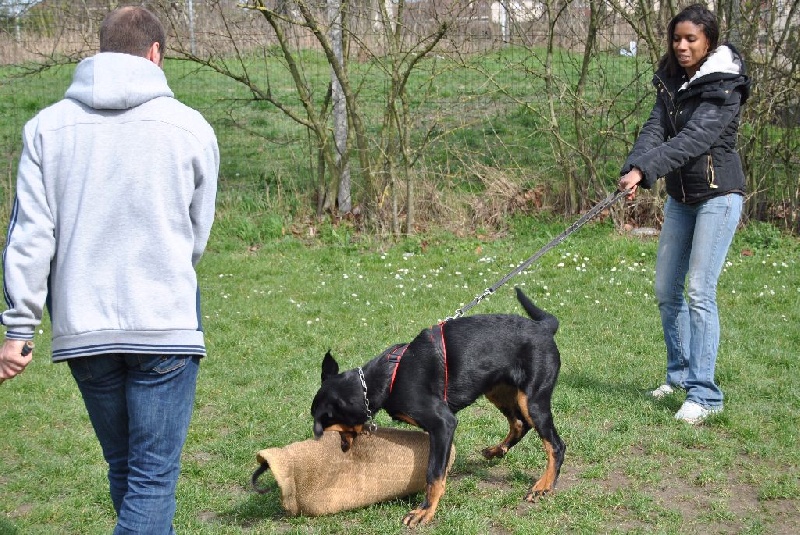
[329,0,351,214]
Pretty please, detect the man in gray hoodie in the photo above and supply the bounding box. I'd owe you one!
[0,6,218,533]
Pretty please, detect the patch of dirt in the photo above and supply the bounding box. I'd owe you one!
[450,444,798,533]
[580,448,799,534]
[760,499,800,535]
[474,464,513,492]
[6,502,33,519]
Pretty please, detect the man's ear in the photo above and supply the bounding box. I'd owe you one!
[145,42,163,67]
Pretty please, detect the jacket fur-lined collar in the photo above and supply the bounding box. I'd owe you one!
[654,44,750,105]
[680,45,743,91]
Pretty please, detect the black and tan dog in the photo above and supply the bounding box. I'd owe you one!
[311,287,565,526]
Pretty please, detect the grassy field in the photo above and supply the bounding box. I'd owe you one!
[0,45,798,534]
[1,216,798,534]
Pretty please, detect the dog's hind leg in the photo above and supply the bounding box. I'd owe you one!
[482,384,532,459]
[484,384,565,499]
[523,397,565,501]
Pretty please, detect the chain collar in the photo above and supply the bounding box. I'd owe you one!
[357,367,377,433]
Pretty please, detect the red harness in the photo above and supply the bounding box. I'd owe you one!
[387,321,449,401]
[386,343,408,394]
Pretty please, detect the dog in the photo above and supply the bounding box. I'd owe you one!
[310,287,565,526]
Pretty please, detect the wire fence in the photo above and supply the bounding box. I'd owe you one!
[1,1,798,233]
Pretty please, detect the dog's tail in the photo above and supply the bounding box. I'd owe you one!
[251,462,272,494]
[515,287,559,334]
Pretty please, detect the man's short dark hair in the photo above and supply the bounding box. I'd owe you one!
[99,6,166,58]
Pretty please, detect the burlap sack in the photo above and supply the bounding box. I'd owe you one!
[255,428,455,516]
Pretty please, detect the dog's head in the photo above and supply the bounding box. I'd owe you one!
[310,350,369,452]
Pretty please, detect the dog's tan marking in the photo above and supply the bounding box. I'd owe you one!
[402,477,446,527]
[394,413,420,427]
[525,438,557,501]
[321,424,363,452]
[485,388,559,502]
[323,423,363,434]
[516,390,533,425]
[514,392,560,501]
[483,386,528,459]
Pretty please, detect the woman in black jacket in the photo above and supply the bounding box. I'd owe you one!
[618,4,749,424]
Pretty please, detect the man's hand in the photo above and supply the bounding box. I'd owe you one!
[0,339,34,382]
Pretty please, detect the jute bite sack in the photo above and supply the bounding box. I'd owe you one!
[253,428,456,516]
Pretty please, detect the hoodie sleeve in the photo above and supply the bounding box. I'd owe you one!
[189,123,219,267]
[1,117,56,340]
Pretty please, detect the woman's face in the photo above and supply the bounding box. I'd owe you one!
[672,21,710,77]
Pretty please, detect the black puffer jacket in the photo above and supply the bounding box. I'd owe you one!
[621,44,750,204]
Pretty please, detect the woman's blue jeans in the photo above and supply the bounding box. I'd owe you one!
[68,354,200,535]
[654,194,742,409]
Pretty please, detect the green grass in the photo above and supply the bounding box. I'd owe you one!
[0,45,798,533]
[1,219,798,534]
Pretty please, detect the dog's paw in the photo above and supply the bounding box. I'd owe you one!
[402,507,434,527]
[481,445,508,459]
[524,488,553,503]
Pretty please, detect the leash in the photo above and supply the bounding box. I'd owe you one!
[446,189,629,320]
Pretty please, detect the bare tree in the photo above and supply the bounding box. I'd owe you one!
[3,0,798,232]
[158,0,455,231]
[368,0,448,233]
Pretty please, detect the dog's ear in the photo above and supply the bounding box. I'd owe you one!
[321,350,339,382]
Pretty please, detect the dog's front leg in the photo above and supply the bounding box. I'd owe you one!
[402,414,456,527]
[402,478,446,528]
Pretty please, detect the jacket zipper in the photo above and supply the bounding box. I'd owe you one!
[657,74,689,201]
[655,74,679,135]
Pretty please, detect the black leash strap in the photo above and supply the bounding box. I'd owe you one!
[446,189,629,320]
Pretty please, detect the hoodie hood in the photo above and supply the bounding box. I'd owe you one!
[65,52,174,110]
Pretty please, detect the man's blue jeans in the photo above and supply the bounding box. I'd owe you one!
[654,194,742,409]
[68,354,200,535]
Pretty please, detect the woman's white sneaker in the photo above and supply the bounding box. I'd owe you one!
[650,384,675,399]
[674,400,722,424]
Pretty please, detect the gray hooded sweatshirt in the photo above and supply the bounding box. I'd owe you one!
[2,52,219,361]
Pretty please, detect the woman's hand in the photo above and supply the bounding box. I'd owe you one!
[619,168,643,199]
